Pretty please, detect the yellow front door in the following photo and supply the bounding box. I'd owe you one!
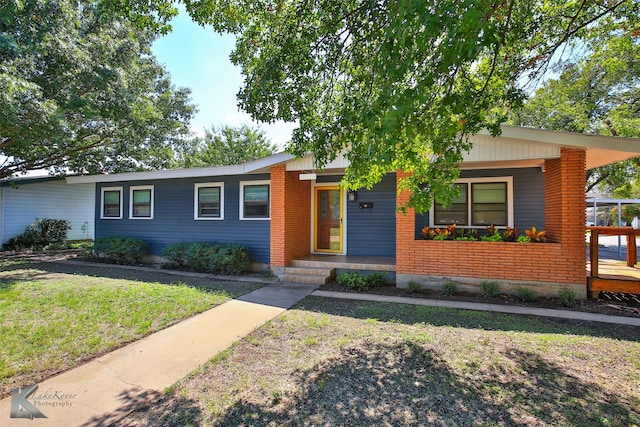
[315,187,343,253]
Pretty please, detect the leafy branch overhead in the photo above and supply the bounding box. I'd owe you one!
[175,0,636,212]
[0,1,196,180]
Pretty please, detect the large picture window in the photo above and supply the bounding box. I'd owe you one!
[240,181,270,220]
[129,186,154,219]
[194,183,224,220]
[101,187,122,219]
[431,177,513,227]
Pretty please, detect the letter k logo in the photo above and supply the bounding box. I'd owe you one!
[10,384,47,419]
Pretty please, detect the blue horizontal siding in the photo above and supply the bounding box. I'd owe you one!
[346,173,396,257]
[415,168,545,236]
[95,174,271,263]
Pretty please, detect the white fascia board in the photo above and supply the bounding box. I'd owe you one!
[65,152,295,184]
[484,125,640,153]
[243,152,296,173]
[66,165,244,184]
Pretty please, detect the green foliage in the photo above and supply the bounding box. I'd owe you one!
[336,272,368,291]
[336,271,385,291]
[182,0,636,213]
[2,218,71,251]
[161,241,191,268]
[516,287,537,302]
[510,10,640,195]
[517,235,531,243]
[481,233,503,242]
[366,272,387,287]
[174,125,278,168]
[0,0,196,179]
[161,242,251,275]
[94,237,148,264]
[481,281,501,297]
[441,282,459,296]
[406,281,422,293]
[558,288,577,308]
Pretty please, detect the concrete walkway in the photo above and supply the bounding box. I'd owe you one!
[313,290,640,327]
[0,281,317,427]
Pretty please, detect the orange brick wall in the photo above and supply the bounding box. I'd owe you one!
[396,149,587,288]
[270,165,311,267]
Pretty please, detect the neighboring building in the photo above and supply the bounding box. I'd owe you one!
[67,126,640,297]
[0,177,95,245]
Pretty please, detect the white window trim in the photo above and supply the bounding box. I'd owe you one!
[194,182,224,220]
[240,180,270,220]
[129,185,154,220]
[100,186,123,220]
[429,176,514,228]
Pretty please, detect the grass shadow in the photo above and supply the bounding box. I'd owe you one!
[296,296,640,342]
[206,340,637,426]
[4,260,263,298]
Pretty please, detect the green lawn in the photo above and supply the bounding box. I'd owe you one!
[0,260,262,397]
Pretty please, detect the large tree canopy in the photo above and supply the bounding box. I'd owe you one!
[511,14,640,195]
[34,0,640,211]
[0,0,196,179]
[182,0,637,212]
[174,125,278,168]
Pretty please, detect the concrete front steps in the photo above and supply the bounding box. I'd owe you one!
[281,260,336,285]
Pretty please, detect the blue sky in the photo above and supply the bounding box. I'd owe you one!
[151,8,295,148]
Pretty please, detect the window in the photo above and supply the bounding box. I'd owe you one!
[431,177,513,227]
[101,187,122,219]
[194,183,224,220]
[129,186,154,219]
[240,181,270,220]
[433,183,468,225]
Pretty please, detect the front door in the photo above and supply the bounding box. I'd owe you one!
[315,187,343,253]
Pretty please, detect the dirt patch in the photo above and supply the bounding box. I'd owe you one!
[120,298,640,426]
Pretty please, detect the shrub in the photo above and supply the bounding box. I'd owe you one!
[214,243,251,275]
[516,286,537,302]
[407,280,422,293]
[161,242,191,268]
[517,235,531,243]
[481,281,500,297]
[94,236,148,264]
[441,282,459,295]
[2,218,71,251]
[558,288,577,307]
[365,272,387,287]
[336,271,386,291]
[162,241,250,275]
[337,271,368,291]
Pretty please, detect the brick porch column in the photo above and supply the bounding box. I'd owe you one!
[270,165,311,274]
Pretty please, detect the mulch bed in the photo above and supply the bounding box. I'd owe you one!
[318,281,640,318]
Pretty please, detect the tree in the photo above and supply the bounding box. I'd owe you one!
[92,0,637,211]
[511,16,640,195]
[174,125,278,168]
[0,0,196,179]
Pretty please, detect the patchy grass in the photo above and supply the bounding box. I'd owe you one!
[0,260,263,396]
[123,297,640,427]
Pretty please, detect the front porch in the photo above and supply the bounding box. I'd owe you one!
[281,255,396,285]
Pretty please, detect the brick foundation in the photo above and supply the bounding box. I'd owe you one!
[396,149,588,297]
